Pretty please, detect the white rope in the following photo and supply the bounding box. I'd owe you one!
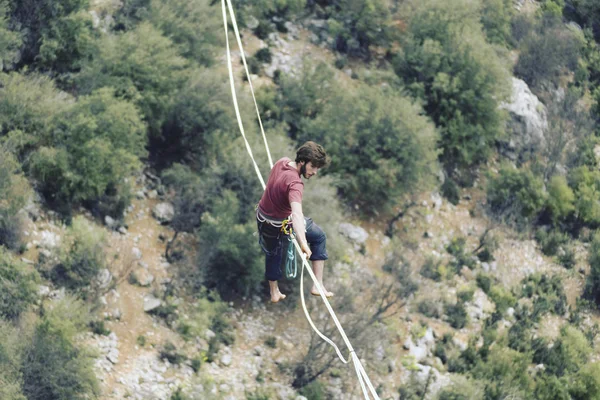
[221,1,380,398]
[224,0,273,169]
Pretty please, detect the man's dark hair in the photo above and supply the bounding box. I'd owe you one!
[295,141,329,168]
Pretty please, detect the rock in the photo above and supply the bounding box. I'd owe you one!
[507,307,515,318]
[136,190,146,200]
[132,268,154,287]
[296,397,308,400]
[118,226,127,235]
[38,285,51,297]
[143,295,162,312]
[21,257,34,264]
[220,353,232,367]
[338,222,369,244]
[107,348,120,364]
[205,329,216,340]
[104,215,117,229]
[147,190,158,199]
[96,269,113,289]
[39,230,60,249]
[152,203,175,223]
[246,15,260,30]
[23,198,41,221]
[499,77,548,160]
[132,247,143,260]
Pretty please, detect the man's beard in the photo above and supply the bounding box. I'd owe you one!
[300,163,308,178]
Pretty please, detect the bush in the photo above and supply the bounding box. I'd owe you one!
[52,216,107,290]
[418,299,441,319]
[445,302,468,329]
[546,175,575,223]
[198,190,264,298]
[441,178,460,205]
[21,296,99,400]
[585,232,600,305]
[569,362,600,400]
[480,0,514,45]
[298,380,326,400]
[0,321,26,400]
[486,165,546,226]
[31,88,146,213]
[0,147,31,249]
[446,237,476,272]
[535,228,570,257]
[76,22,188,136]
[159,341,186,365]
[7,0,95,73]
[0,248,39,319]
[420,257,444,281]
[395,0,509,173]
[304,84,438,214]
[156,69,238,169]
[515,14,584,89]
[319,0,393,57]
[488,286,516,315]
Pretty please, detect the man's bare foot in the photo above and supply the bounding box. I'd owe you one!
[310,286,334,298]
[270,292,287,303]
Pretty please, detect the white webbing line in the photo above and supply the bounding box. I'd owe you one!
[223,0,273,169]
[221,1,379,398]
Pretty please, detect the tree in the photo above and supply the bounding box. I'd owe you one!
[0,146,31,249]
[30,88,146,213]
[51,216,107,290]
[394,0,509,174]
[21,297,99,400]
[0,0,21,70]
[0,248,39,319]
[76,22,188,136]
[304,84,438,214]
[7,0,95,73]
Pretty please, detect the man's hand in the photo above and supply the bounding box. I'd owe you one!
[300,241,312,260]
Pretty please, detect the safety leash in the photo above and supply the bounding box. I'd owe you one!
[221,1,380,398]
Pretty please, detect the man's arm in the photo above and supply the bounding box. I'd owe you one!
[290,201,311,259]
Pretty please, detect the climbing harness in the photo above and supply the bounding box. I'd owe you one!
[221,1,380,398]
[256,207,298,279]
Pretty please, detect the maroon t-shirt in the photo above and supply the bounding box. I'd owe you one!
[258,157,304,219]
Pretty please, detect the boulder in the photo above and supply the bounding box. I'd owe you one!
[152,202,175,223]
[143,295,162,312]
[96,269,113,289]
[499,77,548,160]
[338,222,369,244]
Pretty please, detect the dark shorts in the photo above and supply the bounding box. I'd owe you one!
[257,217,328,281]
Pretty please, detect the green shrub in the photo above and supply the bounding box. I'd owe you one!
[0,1,21,69]
[541,326,591,377]
[486,166,546,226]
[534,375,570,400]
[159,341,186,365]
[298,380,326,400]
[394,0,509,173]
[89,320,111,336]
[569,362,600,400]
[445,302,468,329]
[0,147,31,249]
[304,84,438,213]
[457,286,475,303]
[0,321,26,400]
[546,175,575,223]
[446,237,476,272]
[480,0,514,45]
[7,0,95,73]
[198,190,264,298]
[264,336,277,348]
[535,228,570,257]
[441,178,460,205]
[52,216,107,290]
[0,248,39,319]
[476,274,492,294]
[319,0,393,57]
[142,0,222,66]
[31,88,146,213]
[246,388,271,400]
[515,14,584,89]
[585,233,600,305]
[76,22,188,136]
[418,299,441,319]
[420,257,444,281]
[21,296,99,400]
[488,286,516,315]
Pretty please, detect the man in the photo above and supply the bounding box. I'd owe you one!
[257,141,333,303]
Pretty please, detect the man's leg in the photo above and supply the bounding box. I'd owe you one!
[310,259,333,297]
[304,218,333,297]
[258,220,286,302]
